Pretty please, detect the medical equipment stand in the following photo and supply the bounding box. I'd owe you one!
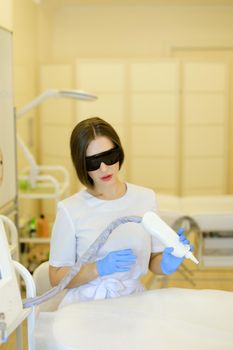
[0,219,36,350]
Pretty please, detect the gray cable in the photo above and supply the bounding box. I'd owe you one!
[23,216,142,308]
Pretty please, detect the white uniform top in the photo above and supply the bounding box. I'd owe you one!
[49,183,164,307]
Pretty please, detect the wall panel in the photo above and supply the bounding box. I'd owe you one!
[132,126,177,157]
[130,61,180,193]
[76,61,127,180]
[131,93,177,124]
[182,61,228,195]
[131,158,177,192]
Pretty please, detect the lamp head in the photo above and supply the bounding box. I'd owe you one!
[57,90,97,101]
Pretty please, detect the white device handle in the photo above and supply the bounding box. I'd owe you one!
[142,211,199,264]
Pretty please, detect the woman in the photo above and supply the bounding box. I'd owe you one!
[49,117,187,307]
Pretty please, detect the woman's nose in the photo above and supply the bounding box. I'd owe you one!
[99,162,108,172]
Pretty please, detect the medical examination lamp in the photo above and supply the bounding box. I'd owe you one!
[16,89,98,187]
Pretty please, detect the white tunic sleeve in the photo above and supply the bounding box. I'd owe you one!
[49,203,76,267]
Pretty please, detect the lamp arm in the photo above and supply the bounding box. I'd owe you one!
[16,89,58,118]
[17,135,39,187]
[16,89,97,118]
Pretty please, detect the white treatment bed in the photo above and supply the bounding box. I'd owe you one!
[157,194,233,267]
[35,288,233,350]
[157,194,233,232]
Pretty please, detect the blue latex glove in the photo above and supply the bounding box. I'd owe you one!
[160,228,192,275]
[96,249,137,277]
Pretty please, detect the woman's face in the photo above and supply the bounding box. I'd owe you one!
[86,136,120,187]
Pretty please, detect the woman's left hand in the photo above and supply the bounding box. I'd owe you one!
[160,228,192,275]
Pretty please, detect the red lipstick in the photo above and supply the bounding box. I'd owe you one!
[100,174,113,182]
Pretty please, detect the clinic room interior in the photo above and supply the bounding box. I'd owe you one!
[1,0,233,349]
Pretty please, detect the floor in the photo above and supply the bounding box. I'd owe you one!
[143,261,233,291]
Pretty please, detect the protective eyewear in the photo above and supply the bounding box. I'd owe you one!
[86,146,121,171]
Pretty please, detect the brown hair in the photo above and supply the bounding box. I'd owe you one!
[70,117,124,188]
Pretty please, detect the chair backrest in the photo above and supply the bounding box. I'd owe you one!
[33,261,51,295]
[33,261,66,312]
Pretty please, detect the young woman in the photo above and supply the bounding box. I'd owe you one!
[49,117,188,307]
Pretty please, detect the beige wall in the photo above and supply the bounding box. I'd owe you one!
[0,0,40,221]
[36,3,233,196]
[37,5,233,61]
[13,0,39,220]
[8,2,233,205]
[0,0,38,172]
[0,0,13,31]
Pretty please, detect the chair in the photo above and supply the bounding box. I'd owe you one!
[32,261,66,312]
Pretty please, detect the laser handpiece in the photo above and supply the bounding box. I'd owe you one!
[142,211,199,264]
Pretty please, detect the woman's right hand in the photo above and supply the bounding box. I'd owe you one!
[96,249,137,277]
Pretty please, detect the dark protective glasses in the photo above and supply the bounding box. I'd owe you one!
[86,146,121,171]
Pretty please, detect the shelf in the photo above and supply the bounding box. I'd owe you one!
[18,164,69,202]
[20,237,50,244]
[202,237,233,267]
[19,191,62,200]
[18,165,70,275]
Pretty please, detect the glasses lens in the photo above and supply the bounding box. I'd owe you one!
[86,147,120,171]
